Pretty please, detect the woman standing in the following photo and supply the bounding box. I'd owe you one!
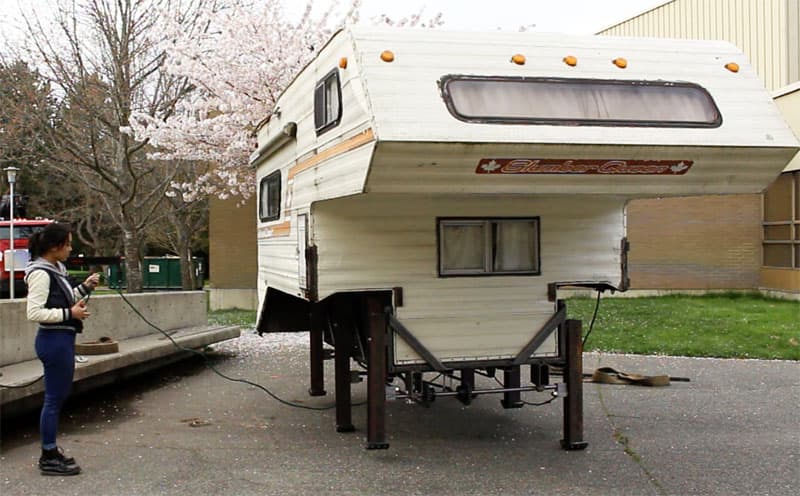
[25,223,99,476]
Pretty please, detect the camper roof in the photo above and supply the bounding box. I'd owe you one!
[337,26,796,150]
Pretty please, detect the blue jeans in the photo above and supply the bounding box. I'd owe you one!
[35,330,76,450]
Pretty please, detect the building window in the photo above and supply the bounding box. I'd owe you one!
[440,75,721,128]
[314,68,342,135]
[762,171,799,268]
[259,170,281,222]
[438,218,540,276]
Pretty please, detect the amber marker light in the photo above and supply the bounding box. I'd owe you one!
[725,62,740,73]
[612,57,628,68]
[563,55,577,67]
[339,57,348,69]
[511,53,526,65]
[380,50,395,62]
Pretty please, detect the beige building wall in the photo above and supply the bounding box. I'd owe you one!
[601,0,800,293]
[599,0,800,91]
[627,195,762,289]
[208,196,258,310]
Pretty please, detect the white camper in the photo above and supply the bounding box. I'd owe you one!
[249,27,799,449]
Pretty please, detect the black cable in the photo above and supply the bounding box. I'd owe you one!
[111,288,358,411]
[491,377,557,407]
[581,290,602,348]
[520,396,557,407]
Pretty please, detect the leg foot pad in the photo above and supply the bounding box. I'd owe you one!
[560,440,588,451]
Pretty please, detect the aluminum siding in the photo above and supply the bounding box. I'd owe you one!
[598,0,800,92]
[312,194,626,364]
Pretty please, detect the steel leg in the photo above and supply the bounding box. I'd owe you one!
[561,319,588,450]
[333,315,354,433]
[309,306,326,396]
[501,366,523,408]
[366,296,389,449]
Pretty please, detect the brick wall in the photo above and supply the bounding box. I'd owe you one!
[627,195,761,289]
[209,196,257,289]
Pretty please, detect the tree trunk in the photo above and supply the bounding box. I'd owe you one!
[176,224,197,290]
[123,229,143,292]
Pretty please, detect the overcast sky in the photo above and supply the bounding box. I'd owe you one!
[300,0,672,33]
[1,0,670,42]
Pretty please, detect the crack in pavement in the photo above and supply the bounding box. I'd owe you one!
[593,356,667,496]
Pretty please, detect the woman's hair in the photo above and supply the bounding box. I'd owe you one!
[28,222,72,259]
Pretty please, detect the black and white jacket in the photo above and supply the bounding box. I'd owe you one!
[24,259,91,333]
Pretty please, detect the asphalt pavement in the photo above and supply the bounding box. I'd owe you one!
[1,331,798,496]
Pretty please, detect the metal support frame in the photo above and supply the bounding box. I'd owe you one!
[561,319,588,450]
[309,306,326,396]
[366,296,389,449]
[333,317,354,433]
[500,366,523,408]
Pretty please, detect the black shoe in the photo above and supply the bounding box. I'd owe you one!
[39,456,81,476]
[39,447,80,476]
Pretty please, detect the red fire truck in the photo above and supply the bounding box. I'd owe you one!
[0,218,53,298]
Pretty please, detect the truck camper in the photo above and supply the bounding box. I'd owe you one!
[249,27,799,449]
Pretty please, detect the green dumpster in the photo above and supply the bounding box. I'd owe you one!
[107,263,126,289]
[143,256,203,289]
[108,257,203,290]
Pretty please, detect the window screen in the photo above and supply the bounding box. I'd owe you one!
[314,69,342,135]
[259,171,281,222]
[439,218,540,276]
[762,171,799,268]
[440,75,721,128]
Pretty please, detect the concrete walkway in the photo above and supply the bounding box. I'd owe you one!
[1,333,798,496]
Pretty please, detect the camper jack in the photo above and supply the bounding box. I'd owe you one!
[306,294,587,450]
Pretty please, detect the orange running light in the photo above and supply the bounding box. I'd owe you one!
[563,55,577,67]
[380,50,395,63]
[725,62,739,73]
[511,53,526,65]
[613,57,628,69]
[339,57,348,69]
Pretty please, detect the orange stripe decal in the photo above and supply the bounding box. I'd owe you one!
[258,221,291,238]
[288,128,375,180]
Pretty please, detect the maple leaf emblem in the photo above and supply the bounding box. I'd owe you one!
[480,160,501,172]
[670,161,689,173]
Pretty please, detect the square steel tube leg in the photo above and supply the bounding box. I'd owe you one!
[309,308,326,396]
[501,366,523,409]
[561,319,588,450]
[366,296,389,449]
[334,319,355,433]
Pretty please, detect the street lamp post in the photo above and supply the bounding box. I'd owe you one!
[4,167,20,299]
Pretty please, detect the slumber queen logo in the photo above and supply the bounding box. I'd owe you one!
[476,159,693,175]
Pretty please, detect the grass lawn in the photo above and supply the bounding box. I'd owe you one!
[208,294,799,360]
[209,308,257,328]
[568,293,799,360]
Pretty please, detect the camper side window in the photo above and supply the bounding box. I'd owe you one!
[440,75,721,128]
[314,69,342,135]
[438,218,540,276]
[259,171,281,222]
